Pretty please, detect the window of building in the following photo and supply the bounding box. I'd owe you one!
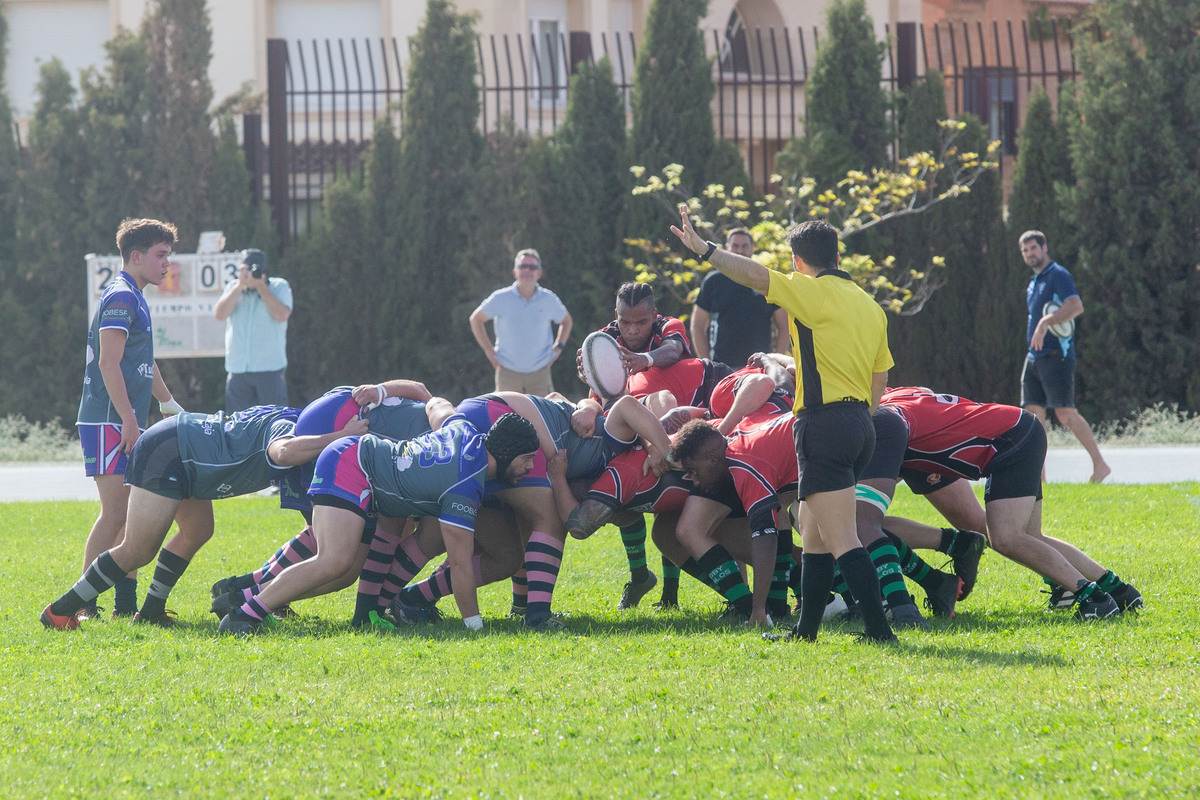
[963,67,1017,155]
[530,17,568,106]
[5,1,109,118]
[718,10,751,76]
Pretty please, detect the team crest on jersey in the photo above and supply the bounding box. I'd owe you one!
[395,454,414,471]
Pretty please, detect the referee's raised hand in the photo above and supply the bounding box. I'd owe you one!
[670,204,706,255]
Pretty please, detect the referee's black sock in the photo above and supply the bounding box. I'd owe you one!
[837,547,895,642]
[793,553,835,641]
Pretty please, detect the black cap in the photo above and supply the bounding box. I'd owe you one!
[484,413,540,476]
[241,248,268,273]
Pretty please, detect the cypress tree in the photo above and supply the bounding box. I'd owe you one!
[626,0,714,235]
[139,0,217,249]
[540,57,628,388]
[1006,87,1072,266]
[9,61,95,423]
[0,7,16,268]
[889,114,1018,402]
[384,0,484,397]
[285,152,371,397]
[208,113,258,250]
[1062,0,1200,418]
[777,0,890,187]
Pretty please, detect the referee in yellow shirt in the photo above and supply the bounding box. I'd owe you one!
[672,207,897,643]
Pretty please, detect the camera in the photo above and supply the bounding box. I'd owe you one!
[242,248,268,281]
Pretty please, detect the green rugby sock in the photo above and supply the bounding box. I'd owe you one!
[619,519,650,583]
[697,545,751,613]
[867,539,914,610]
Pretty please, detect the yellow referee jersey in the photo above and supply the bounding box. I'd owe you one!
[766,268,893,413]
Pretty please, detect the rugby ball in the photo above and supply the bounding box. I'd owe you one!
[1042,302,1075,339]
[581,331,628,401]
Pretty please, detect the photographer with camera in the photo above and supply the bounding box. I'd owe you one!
[214,248,292,412]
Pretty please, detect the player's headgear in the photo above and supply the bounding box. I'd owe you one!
[484,413,540,476]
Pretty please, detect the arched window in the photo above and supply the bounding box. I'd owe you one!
[718,9,751,75]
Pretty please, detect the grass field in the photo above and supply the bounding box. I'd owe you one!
[3,483,1199,798]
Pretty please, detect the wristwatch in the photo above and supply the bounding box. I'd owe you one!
[701,240,718,261]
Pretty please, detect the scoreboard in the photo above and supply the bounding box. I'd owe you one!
[85,252,241,359]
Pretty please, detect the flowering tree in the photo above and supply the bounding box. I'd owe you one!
[625,121,999,316]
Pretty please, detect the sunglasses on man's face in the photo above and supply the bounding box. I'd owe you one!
[518,263,541,271]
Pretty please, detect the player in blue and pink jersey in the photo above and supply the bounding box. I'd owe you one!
[40,405,361,630]
[218,413,541,635]
[882,386,1141,619]
[207,380,447,628]
[74,218,183,620]
[389,393,674,623]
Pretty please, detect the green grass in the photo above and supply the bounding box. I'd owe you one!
[3,484,1200,797]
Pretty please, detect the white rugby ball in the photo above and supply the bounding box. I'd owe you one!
[822,594,849,622]
[581,331,628,401]
[1042,302,1075,339]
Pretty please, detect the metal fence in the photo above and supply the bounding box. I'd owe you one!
[266,19,1083,243]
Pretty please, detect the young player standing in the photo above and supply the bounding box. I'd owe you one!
[74,218,184,620]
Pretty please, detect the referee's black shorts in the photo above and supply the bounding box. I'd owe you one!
[793,402,875,499]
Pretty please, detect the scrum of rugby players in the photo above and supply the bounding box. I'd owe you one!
[49,279,1139,636]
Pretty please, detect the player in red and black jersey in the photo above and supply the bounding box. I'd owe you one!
[853,404,982,626]
[577,283,698,606]
[545,444,692,609]
[670,413,799,626]
[597,282,692,365]
[882,387,1142,618]
[707,364,793,423]
[625,356,733,412]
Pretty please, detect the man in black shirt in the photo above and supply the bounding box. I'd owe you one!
[690,228,790,369]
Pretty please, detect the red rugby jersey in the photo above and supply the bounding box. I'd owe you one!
[723,411,797,536]
[586,447,692,514]
[625,357,710,407]
[881,387,1024,480]
[707,366,794,419]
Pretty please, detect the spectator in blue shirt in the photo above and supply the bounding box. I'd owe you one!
[469,248,572,396]
[1019,230,1110,483]
[214,248,292,412]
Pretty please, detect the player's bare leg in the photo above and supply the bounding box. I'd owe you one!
[82,475,136,617]
[137,498,215,622]
[1052,406,1111,483]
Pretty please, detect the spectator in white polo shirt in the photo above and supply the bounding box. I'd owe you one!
[214,248,292,412]
[469,248,572,396]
